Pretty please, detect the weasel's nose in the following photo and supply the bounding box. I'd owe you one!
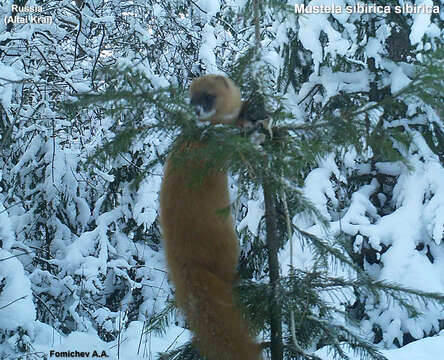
[194,105,203,116]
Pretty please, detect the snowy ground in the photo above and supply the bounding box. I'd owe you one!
[26,322,444,359]
[316,330,444,360]
[29,320,192,360]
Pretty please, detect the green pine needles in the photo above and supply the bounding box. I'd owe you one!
[62,39,444,360]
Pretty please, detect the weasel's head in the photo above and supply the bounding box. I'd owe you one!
[189,75,242,124]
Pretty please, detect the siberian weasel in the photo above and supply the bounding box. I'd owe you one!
[160,75,262,360]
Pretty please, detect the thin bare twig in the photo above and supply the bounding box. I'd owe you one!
[0,295,28,310]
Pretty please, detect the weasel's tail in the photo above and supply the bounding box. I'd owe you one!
[174,265,263,360]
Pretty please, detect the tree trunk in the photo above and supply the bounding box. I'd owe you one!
[263,182,283,360]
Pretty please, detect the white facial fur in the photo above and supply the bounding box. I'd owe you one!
[198,108,216,120]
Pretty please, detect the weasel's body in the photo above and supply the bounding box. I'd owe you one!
[160,75,262,360]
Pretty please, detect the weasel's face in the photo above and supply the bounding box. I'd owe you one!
[190,91,217,120]
[189,75,242,124]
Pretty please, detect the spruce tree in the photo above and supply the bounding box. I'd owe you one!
[64,1,444,359]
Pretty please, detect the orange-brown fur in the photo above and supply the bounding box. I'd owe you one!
[159,75,262,360]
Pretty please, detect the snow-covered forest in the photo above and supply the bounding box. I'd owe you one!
[0,0,443,359]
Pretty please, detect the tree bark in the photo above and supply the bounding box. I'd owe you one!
[263,182,283,360]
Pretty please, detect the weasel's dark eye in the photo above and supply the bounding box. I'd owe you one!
[202,93,216,108]
[191,92,216,112]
